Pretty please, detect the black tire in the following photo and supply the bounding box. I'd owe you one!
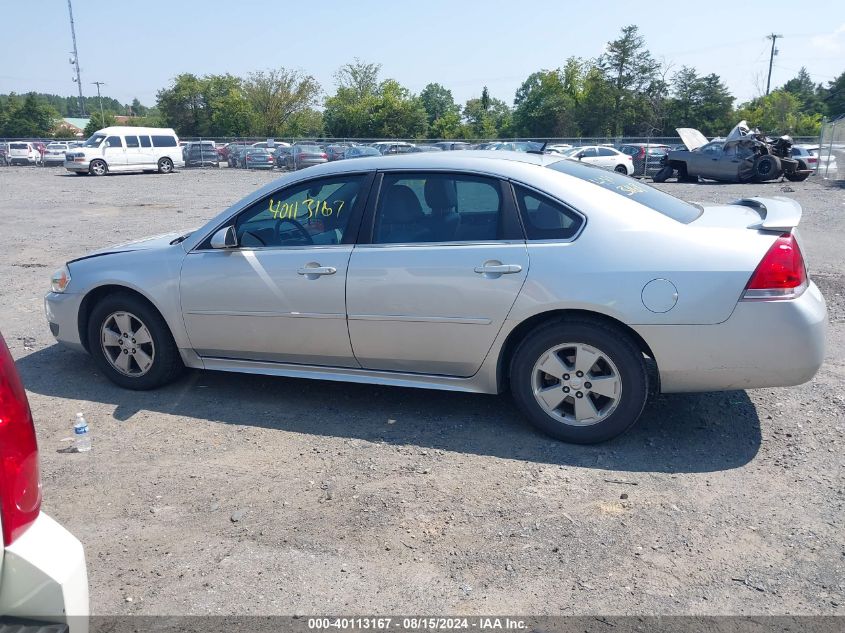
[652,165,673,183]
[87,292,183,390]
[676,163,697,183]
[614,164,628,174]
[89,159,108,176]
[158,157,174,174]
[509,318,649,444]
[785,160,810,182]
[753,155,780,181]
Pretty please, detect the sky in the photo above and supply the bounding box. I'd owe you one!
[2,0,844,112]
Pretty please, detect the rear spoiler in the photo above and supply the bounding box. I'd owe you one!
[731,196,802,231]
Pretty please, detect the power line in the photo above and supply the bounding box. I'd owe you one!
[766,33,783,95]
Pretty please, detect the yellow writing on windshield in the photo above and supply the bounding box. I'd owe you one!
[268,198,345,220]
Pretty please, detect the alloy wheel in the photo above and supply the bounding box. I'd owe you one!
[531,342,622,426]
[100,311,156,377]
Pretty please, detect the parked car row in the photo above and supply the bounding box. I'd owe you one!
[1,140,84,166]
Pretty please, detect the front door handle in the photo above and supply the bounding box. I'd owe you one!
[297,264,337,277]
[474,263,523,276]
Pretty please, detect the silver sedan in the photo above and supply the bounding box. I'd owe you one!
[44,152,827,443]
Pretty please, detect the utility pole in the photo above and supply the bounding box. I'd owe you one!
[766,33,782,95]
[67,0,85,116]
[92,81,106,124]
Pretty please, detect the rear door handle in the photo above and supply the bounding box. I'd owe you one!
[474,264,522,275]
[297,264,337,276]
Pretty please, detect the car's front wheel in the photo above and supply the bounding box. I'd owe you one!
[510,319,649,443]
[87,292,183,390]
[89,159,107,176]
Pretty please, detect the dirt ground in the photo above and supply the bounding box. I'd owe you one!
[0,164,842,616]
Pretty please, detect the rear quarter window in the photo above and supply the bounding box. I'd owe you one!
[152,135,177,148]
[546,159,702,224]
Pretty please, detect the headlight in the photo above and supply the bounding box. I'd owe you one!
[50,266,71,293]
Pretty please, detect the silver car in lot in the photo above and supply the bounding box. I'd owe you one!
[44,152,827,443]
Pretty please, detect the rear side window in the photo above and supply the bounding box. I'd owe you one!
[513,185,584,240]
[139,136,151,148]
[125,135,139,148]
[152,135,177,148]
[546,159,703,224]
[373,173,505,244]
[597,147,616,157]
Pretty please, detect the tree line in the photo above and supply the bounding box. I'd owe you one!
[2,25,843,140]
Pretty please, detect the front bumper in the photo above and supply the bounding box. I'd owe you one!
[636,282,827,393]
[44,292,85,352]
[0,513,88,633]
[63,160,89,173]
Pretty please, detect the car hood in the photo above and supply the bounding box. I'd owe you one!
[69,231,187,263]
[676,128,709,151]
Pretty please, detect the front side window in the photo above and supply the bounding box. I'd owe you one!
[373,173,504,244]
[699,142,723,155]
[105,136,122,148]
[233,175,365,248]
[125,135,139,148]
[513,185,584,240]
[580,147,598,158]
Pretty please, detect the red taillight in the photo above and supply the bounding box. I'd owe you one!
[807,157,818,164]
[743,233,807,300]
[0,333,41,545]
[637,147,645,158]
[320,153,328,159]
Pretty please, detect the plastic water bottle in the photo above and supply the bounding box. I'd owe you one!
[74,412,91,452]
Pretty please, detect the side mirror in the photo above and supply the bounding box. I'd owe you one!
[210,226,237,249]
[577,152,585,159]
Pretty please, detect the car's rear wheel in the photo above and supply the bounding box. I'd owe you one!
[510,319,649,443]
[785,160,810,182]
[158,157,174,174]
[87,292,183,390]
[89,160,107,176]
[614,164,628,174]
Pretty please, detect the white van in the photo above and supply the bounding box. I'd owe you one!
[64,126,184,176]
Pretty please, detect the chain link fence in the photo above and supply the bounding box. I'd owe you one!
[816,115,844,180]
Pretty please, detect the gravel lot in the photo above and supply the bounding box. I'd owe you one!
[0,164,843,616]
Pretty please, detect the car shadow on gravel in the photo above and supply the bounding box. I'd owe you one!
[19,345,761,474]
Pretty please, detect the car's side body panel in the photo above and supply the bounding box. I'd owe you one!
[45,152,827,398]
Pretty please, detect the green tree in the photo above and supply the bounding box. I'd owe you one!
[575,66,616,137]
[598,25,659,135]
[156,73,206,136]
[323,60,383,137]
[736,90,821,136]
[371,79,428,138]
[463,87,511,139]
[419,83,459,131]
[243,69,321,137]
[513,70,578,137]
[822,69,845,118]
[84,111,117,136]
[130,98,148,117]
[2,93,59,137]
[781,67,823,115]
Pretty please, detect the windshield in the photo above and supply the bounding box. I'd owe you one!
[546,159,702,224]
[83,134,106,148]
